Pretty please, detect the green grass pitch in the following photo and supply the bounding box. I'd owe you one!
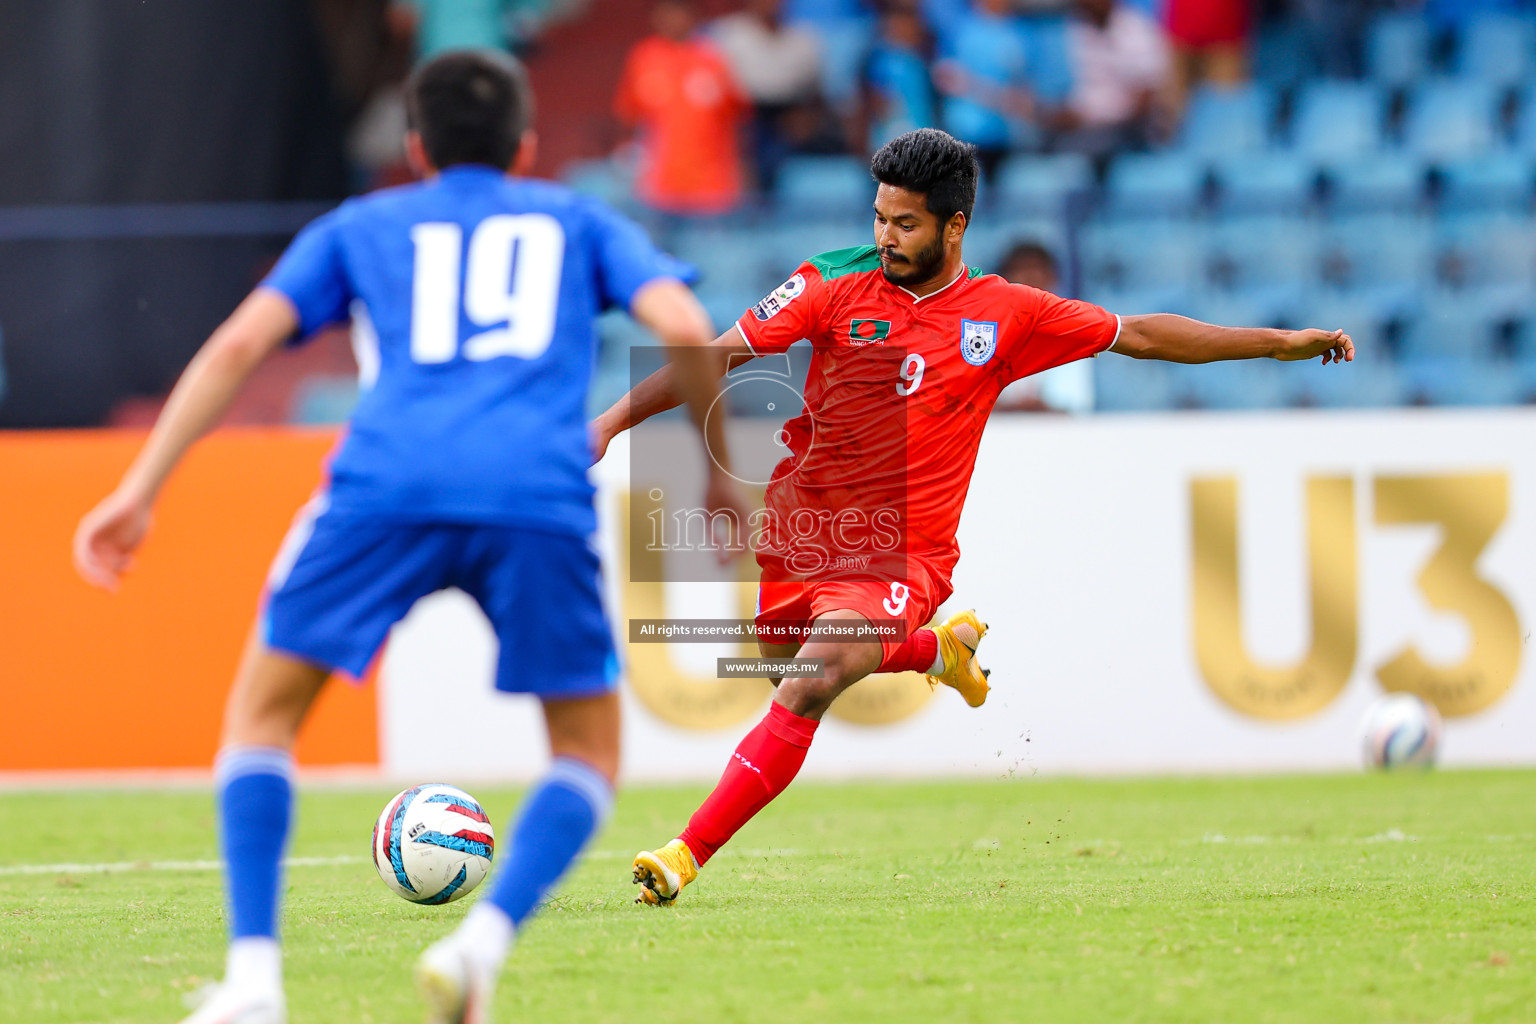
[2,770,1533,1023]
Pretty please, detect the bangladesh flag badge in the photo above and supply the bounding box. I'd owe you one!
[849,319,891,344]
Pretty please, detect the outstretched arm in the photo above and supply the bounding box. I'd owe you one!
[623,281,755,553]
[1111,314,1355,365]
[73,288,298,588]
[589,323,757,462]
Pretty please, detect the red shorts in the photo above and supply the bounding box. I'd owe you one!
[754,565,952,662]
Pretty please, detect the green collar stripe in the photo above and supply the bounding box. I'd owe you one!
[806,244,983,282]
[808,246,881,279]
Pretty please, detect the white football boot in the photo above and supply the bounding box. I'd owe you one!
[178,981,286,1024]
[416,935,497,1024]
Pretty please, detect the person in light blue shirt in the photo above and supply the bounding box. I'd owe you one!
[74,50,743,1024]
[394,0,549,58]
[933,0,1038,177]
[864,3,938,150]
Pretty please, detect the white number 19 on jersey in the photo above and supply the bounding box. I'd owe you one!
[408,213,565,364]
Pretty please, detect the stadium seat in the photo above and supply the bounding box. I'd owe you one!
[1455,12,1534,88]
[994,153,1093,214]
[763,220,871,276]
[1291,81,1387,160]
[694,289,760,335]
[1252,19,1311,89]
[1323,156,1427,213]
[1396,287,1531,360]
[560,158,636,209]
[1084,284,1197,322]
[962,219,1066,275]
[1288,358,1407,408]
[1165,358,1295,410]
[596,308,656,364]
[1103,153,1207,216]
[1513,85,1536,152]
[1202,216,1316,298]
[1178,84,1275,157]
[1187,291,1292,332]
[1402,80,1503,160]
[1316,215,1434,297]
[1210,153,1317,214]
[670,225,775,298]
[1514,359,1536,402]
[1080,220,1204,291]
[1294,288,1401,358]
[1093,353,1176,411]
[1365,12,1433,88]
[1398,357,1531,406]
[775,156,873,213]
[1436,213,1536,287]
[1436,153,1533,212]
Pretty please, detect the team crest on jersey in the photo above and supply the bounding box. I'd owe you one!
[752,273,806,321]
[960,319,998,365]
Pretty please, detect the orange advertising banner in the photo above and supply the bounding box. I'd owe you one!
[0,429,379,771]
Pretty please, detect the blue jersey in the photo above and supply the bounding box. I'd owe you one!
[262,165,690,536]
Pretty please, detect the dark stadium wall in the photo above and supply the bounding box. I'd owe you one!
[0,0,350,428]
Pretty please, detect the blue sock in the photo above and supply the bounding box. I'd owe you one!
[487,757,613,927]
[215,746,294,940]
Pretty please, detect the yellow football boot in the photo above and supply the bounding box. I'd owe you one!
[927,609,991,707]
[632,838,699,906]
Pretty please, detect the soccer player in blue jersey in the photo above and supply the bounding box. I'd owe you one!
[73,51,745,1024]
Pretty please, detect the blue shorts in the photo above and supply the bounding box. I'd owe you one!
[262,500,617,698]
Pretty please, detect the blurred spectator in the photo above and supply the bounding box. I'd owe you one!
[1052,0,1171,157]
[1163,0,1249,110]
[783,0,880,111]
[615,0,749,217]
[862,2,938,151]
[993,242,1095,413]
[710,0,836,193]
[390,0,551,60]
[935,0,1039,179]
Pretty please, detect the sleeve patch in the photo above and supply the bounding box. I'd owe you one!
[751,273,807,321]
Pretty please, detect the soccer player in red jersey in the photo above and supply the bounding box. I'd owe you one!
[591,128,1353,905]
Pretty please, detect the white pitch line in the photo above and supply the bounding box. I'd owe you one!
[0,855,366,877]
[0,847,807,878]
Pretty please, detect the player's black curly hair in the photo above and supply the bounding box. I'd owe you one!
[870,128,979,226]
[407,50,533,171]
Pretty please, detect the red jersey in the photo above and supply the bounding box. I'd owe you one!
[613,37,747,215]
[735,245,1118,585]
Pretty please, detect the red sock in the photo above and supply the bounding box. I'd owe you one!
[678,701,819,866]
[876,628,938,674]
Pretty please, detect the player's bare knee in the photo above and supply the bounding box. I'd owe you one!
[776,675,840,718]
[543,692,622,784]
[221,645,330,748]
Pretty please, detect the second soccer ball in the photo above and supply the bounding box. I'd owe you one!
[1360,694,1443,770]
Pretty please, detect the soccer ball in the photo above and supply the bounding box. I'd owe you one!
[1360,693,1443,770]
[372,784,495,904]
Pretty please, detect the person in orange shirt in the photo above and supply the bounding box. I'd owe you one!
[614,0,748,216]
